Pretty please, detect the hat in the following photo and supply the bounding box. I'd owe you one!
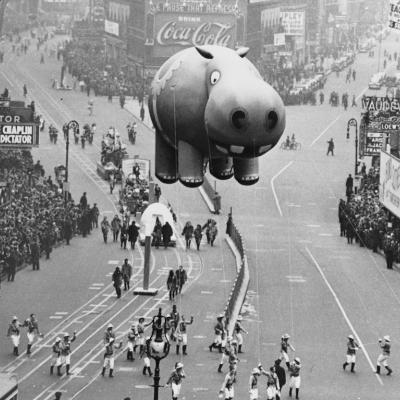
[348,334,354,340]
[55,337,61,342]
[176,362,184,369]
[282,333,290,339]
[252,368,260,375]
[107,323,113,329]
[384,335,391,342]
[64,332,69,338]
[237,315,243,321]
[231,339,238,345]
[294,357,301,364]
[12,316,18,321]
[217,313,224,319]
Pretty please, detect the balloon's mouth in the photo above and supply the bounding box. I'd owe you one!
[210,138,273,157]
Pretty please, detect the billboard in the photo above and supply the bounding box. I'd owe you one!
[364,132,385,156]
[280,11,305,36]
[152,12,236,58]
[380,151,400,218]
[105,19,119,36]
[0,123,39,147]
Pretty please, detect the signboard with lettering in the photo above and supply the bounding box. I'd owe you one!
[365,132,384,156]
[274,33,286,46]
[361,96,400,114]
[389,0,400,31]
[0,117,39,147]
[105,19,119,36]
[380,151,400,218]
[152,12,236,58]
[280,11,305,36]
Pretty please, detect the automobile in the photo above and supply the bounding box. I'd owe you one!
[368,72,386,89]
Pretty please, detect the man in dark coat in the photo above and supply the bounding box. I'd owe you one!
[64,218,73,245]
[6,250,17,281]
[31,240,40,270]
[274,359,286,393]
[175,265,187,294]
[112,267,123,298]
[162,222,173,249]
[79,192,88,209]
[128,221,139,250]
[345,174,353,201]
[91,203,99,228]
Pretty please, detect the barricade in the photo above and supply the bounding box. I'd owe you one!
[224,217,250,335]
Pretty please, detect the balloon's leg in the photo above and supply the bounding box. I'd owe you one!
[209,157,234,180]
[233,157,259,185]
[178,140,204,187]
[155,133,178,184]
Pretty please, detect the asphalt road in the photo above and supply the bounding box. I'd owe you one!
[1,30,400,400]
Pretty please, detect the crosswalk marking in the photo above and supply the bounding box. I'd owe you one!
[108,260,120,265]
[49,316,63,319]
[55,312,68,315]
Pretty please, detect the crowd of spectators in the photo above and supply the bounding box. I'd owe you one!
[63,41,149,99]
[0,150,97,281]
[338,166,400,264]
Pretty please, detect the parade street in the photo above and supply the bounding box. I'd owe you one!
[1,28,400,400]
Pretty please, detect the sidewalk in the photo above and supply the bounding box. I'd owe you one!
[124,98,154,129]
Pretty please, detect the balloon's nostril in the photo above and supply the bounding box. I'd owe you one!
[266,111,278,130]
[231,110,247,130]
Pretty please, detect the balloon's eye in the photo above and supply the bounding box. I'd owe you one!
[210,71,221,85]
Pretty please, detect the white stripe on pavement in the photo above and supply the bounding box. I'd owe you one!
[306,246,384,386]
[270,161,293,217]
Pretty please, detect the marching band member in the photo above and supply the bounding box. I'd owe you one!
[209,314,225,353]
[166,362,185,400]
[288,357,301,400]
[342,334,359,373]
[175,315,193,355]
[376,335,393,375]
[135,317,145,353]
[126,325,137,361]
[219,367,236,400]
[248,367,260,400]
[7,316,23,356]
[139,337,152,376]
[280,333,296,369]
[104,323,115,344]
[102,337,122,378]
[24,313,42,355]
[218,336,233,373]
[50,337,62,376]
[60,331,77,376]
[233,315,248,353]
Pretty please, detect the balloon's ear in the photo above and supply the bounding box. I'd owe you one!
[236,47,250,58]
[195,46,214,59]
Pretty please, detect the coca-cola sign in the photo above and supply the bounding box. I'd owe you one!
[153,13,236,58]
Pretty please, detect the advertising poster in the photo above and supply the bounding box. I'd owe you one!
[380,151,400,218]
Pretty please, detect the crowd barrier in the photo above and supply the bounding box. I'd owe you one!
[224,217,250,335]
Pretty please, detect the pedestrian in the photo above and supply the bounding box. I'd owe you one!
[233,315,248,353]
[175,265,187,294]
[249,367,261,400]
[91,203,100,228]
[319,91,324,105]
[24,313,42,355]
[111,214,121,242]
[6,250,17,281]
[167,269,177,301]
[126,325,137,361]
[376,335,393,375]
[102,337,123,378]
[288,357,301,400]
[50,337,62,376]
[259,364,280,400]
[154,183,161,202]
[152,218,162,248]
[112,266,123,298]
[193,224,203,250]
[30,239,40,270]
[120,222,128,249]
[53,392,62,400]
[352,70,356,81]
[88,99,94,116]
[181,221,194,250]
[274,359,286,396]
[209,221,218,246]
[280,333,296,369]
[104,323,116,344]
[175,315,193,355]
[384,239,395,269]
[101,216,110,243]
[119,93,126,108]
[7,316,23,356]
[166,362,185,400]
[343,334,359,373]
[351,95,357,107]
[162,221,173,249]
[60,331,77,376]
[80,192,88,209]
[109,172,115,194]
[140,105,145,122]
[121,258,132,291]
[326,138,334,156]
[64,217,73,245]
[345,174,353,201]
[219,368,236,400]
[128,221,139,249]
[209,314,225,353]
[135,317,145,353]
[140,337,153,376]
[23,83,27,98]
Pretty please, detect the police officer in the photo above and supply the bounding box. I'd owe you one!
[176,315,193,355]
[288,357,301,399]
[234,315,248,353]
[209,314,225,353]
[342,334,359,373]
[7,316,23,356]
[24,313,42,355]
[248,367,260,400]
[280,333,296,369]
[126,325,137,361]
[60,331,77,376]
[102,337,122,377]
[50,337,62,376]
[376,335,393,375]
[166,362,185,400]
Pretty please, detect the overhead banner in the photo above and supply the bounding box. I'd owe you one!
[280,11,305,36]
[389,0,400,31]
[153,12,236,58]
[380,151,400,218]
[364,132,385,156]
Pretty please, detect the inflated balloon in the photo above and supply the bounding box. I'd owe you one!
[148,45,286,187]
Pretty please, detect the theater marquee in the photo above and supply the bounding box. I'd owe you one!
[0,123,39,147]
[152,12,236,58]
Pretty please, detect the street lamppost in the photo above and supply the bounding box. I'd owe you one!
[347,118,359,176]
[147,307,170,400]
[64,120,79,201]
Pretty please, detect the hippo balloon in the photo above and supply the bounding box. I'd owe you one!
[148,45,286,187]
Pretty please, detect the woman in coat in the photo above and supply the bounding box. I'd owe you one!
[181,221,194,250]
[167,269,177,301]
[193,224,203,251]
